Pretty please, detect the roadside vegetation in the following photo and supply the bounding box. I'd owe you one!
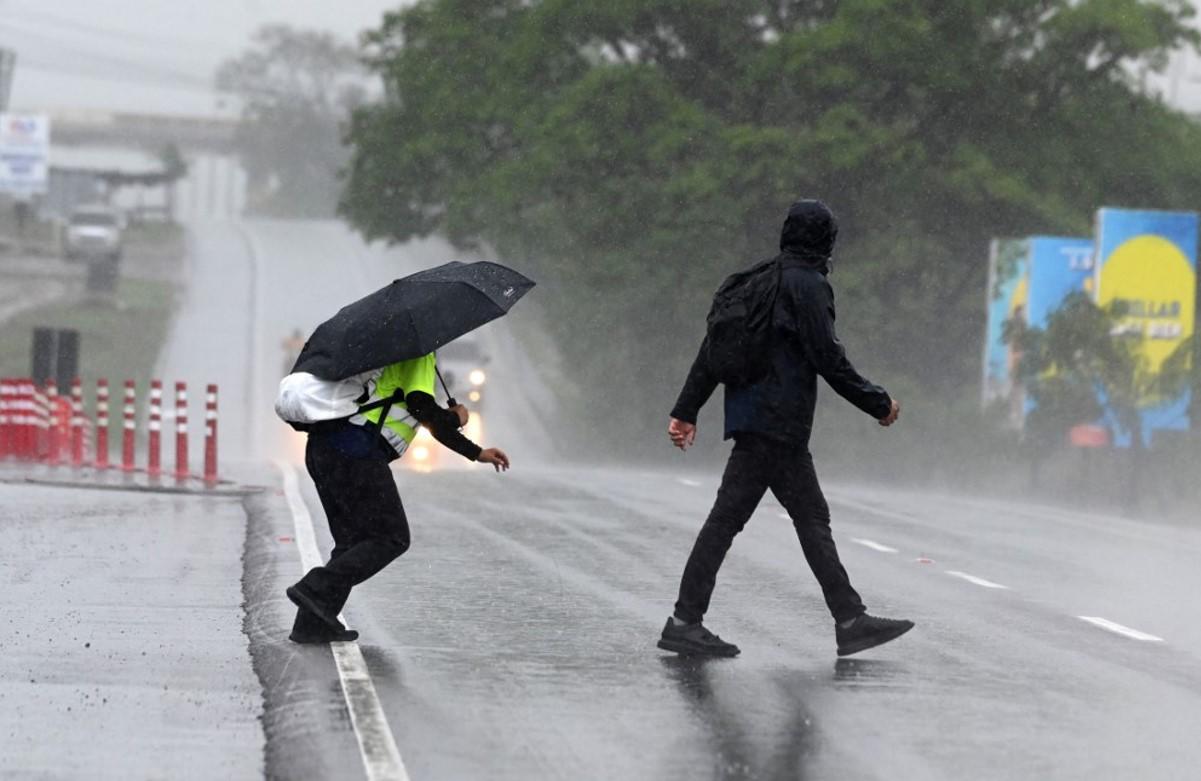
[332,0,1201,512]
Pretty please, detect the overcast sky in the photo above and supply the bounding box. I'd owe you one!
[0,0,407,117]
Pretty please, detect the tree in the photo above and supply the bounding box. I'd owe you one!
[217,25,365,218]
[341,0,1201,453]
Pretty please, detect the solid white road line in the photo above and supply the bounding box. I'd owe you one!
[1077,616,1165,643]
[677,478,702,487]
[945,570,1009,590]
[850,538,899,554]
[277,460,411,781]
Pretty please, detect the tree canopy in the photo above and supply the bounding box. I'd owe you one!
[341,0,1201,452]
[218,25,365,218]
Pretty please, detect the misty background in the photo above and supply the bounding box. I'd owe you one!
[4,0,1201,515]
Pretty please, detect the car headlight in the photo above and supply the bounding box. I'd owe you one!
[468,390,481,403]
[469,369,486,386]
[411,446,430,461]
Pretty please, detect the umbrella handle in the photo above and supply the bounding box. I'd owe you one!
[435,365,458,411]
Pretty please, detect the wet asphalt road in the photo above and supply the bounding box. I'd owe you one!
[185,220,1201,780]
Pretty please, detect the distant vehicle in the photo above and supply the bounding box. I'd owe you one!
[63,205,124,263]
[405,337,490,472]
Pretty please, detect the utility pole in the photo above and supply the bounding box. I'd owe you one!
[0,48,15,112]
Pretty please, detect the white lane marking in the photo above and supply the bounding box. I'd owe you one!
[276,460,410,781]
[945,570,1009,590]
[850,538,899,554]
[1078,616,1165,643]
[677,478,702,487]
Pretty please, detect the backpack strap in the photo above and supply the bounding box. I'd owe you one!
[356,387,406,434]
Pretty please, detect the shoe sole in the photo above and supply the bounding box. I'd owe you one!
[289,630,359,645]
[837,622,914,657]
[285,585,344,632]
[657,638,740,658]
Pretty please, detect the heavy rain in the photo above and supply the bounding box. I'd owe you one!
[2,2,1200,779]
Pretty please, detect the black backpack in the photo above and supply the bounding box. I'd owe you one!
[702,257,782,386]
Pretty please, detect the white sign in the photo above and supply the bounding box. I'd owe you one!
[0,113,50,195]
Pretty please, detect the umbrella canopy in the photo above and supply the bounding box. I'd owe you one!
[293,261,535,380]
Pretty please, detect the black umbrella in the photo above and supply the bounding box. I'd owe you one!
[292,260,535,382]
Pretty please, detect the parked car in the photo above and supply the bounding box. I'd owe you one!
[63,205,124,263]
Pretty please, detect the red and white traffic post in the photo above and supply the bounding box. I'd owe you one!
[148,380,163,477]
[0,379,12,460]
[69,378,85,467]
[174,381,188,480]
[121,380,136,471]
[203,384,218,485]
[94,379,110,469]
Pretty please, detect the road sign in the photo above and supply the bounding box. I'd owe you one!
[0,112,49,195]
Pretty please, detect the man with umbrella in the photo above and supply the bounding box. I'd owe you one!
[277,261,532,644]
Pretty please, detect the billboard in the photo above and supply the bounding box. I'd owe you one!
[982,238,1030,427]
[0,113,50,195]
[1026,237,1096,329]
[1095,208,1198,447]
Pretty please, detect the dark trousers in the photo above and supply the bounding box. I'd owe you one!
[297,432,411,613]
[673,434,865,624]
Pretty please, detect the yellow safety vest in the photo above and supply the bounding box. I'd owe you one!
[350,353,437,456]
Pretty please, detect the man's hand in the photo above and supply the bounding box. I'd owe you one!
[878,399,900,427]
[450,404,469,428]
[668,417,697,451]
[478,447,510,472]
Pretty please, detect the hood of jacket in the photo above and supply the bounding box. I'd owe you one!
[780,199,838,262]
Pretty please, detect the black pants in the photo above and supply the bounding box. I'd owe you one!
[297,432,411,613]
[673,434,865,624]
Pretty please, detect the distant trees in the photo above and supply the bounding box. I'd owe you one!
[339,1,1201,452]
[217,25,365,218]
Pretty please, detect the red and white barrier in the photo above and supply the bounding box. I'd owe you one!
[1,375,220,486]
[174,382,188,480]
[148,380,162,478]
[70,378,85,467]
[95,379,110,469]
[204,384,218,485]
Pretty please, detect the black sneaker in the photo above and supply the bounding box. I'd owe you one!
[836,614,914,657]
[288,607,359,644]
[289,625,359,644]
[286,583,343,632]
[657,618,740,657]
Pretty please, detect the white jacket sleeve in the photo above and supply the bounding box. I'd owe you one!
[274,371,372,424]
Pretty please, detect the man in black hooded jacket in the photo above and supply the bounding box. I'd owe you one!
[658,199,914,658]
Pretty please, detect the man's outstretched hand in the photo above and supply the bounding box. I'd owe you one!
[478,447,511,472]
[878,399,901,427]
[668,417,697,451]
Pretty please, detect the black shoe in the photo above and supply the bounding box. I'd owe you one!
[288,606,358,644]
[289,625,359,644]
[286,583,343,631]
[657,618,740,657]
[836,614,914,657]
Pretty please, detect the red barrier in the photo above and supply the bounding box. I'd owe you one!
[17,380,34,460]
[203,384,218,485]
[121,380,136,471]
[174,381,188,480]
[148,380,162,477]
[95,379,110,469]
[0,379,12,459]
[70,378,85,467]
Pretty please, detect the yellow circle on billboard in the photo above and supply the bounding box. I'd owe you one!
[1098,235,1196,373]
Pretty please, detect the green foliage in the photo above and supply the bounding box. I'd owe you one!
[217,26,365,218]
[341,0,1201,455]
